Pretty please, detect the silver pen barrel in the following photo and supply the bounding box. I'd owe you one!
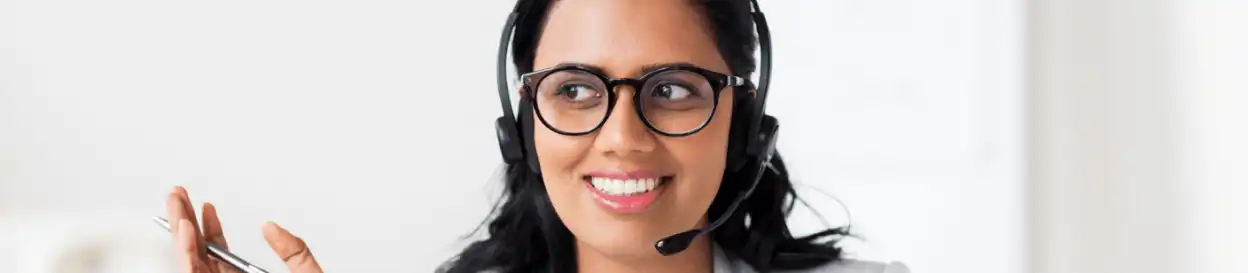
[207,244,268,273]
[152,216,270,273]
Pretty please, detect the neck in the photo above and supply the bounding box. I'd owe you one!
[575,235,715,273]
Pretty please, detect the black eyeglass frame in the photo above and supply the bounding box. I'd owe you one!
[519,63,749,137]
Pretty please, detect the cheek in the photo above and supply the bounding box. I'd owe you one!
[533,121,589,177]
[665,94,735,214]
[531,110,594,219]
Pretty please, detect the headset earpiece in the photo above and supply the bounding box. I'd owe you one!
[754,115,779,164]
[727,93,779,174]
[494,94,541,173]
[496,116,524,164]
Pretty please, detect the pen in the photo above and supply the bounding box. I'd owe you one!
[152,216,270,273]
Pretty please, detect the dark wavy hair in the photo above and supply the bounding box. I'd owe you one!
[440,1,848,272]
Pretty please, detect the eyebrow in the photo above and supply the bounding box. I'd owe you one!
[639,62,698,75]
[553,62,700,77]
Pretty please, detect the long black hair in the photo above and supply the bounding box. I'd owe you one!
[441,1,848,272]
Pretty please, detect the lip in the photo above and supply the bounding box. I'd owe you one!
[583,170,670,214]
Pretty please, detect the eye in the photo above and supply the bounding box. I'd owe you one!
[556,84,601,102]
[653,84,694,100]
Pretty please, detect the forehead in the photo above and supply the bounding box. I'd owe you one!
[532,0,730,78]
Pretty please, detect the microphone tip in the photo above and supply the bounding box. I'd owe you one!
[655,229,702,256]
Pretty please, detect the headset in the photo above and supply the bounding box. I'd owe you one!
[493,0,777,257]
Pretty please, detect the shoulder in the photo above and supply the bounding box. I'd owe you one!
[779,259,911,273]
[723,258,910,273]
[712,242,909,273]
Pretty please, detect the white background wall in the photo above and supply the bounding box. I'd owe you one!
[0,0,1025,271]
[1028,0,1248,273]
[1175,1,1248,272]
[11,0,1240,272]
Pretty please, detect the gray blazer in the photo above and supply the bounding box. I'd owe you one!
[437,244,910,273]
[712,243,910,273]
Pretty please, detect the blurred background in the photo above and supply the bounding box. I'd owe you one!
[0,0,1243,272]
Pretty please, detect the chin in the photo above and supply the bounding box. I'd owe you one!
[578,235,663,261]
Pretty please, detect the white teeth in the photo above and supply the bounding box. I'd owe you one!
[611,179,623,193]
[589,177,663,196]
[599,179,613,193]
[592,177,607,191]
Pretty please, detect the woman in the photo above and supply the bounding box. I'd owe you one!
[162,0,909,272]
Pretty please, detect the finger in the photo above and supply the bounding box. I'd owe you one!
[201,202,229,250]
[176,219,208,273]
[172,186,208,259]
[167,193,198,272]
[202,203,241,273]
[262,222,324,273]
[172,186,203,232]
[166,191,190,242]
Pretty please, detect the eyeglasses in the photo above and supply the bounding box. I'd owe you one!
[520,63,748,137]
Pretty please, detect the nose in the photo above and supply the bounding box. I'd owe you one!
[593,86,657,157]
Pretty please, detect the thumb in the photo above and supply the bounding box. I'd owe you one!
[262,222,323,273]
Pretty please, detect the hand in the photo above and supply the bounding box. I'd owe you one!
[165,186,325,273]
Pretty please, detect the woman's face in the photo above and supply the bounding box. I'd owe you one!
[531,0,736,260]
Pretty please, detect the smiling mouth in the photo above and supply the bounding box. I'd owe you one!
[582,176,674,196]
[581,175,674,213]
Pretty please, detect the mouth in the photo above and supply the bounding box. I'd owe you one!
[582,172,674,214]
